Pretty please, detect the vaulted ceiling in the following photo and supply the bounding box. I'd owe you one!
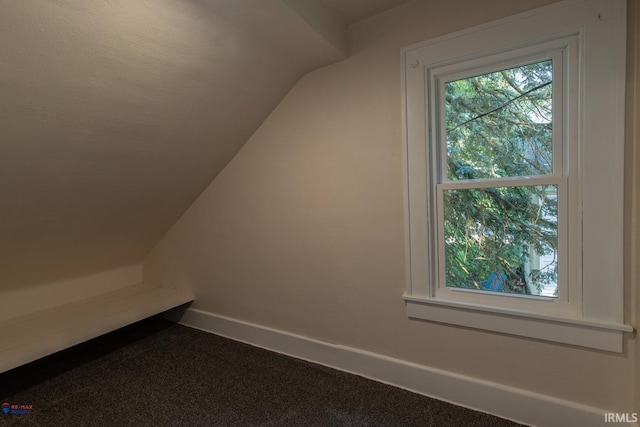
[0,0,410,290]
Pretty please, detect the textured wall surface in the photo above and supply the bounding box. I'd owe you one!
[144,0,638,413]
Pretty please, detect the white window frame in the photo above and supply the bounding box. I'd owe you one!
[432,44,571,313]
[402,0,633,352]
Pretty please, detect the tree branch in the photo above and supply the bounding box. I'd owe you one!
[446,81,552,133]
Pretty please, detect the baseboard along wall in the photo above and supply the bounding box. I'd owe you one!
[164,307,637,427]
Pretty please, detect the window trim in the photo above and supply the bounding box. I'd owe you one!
[401,0,633,352]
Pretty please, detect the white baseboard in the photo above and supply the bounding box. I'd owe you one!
[165,307,633,427]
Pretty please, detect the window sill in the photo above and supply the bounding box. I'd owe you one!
[403,295,633,352]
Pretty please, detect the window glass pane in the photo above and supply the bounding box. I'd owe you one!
[443,185,558,297]
[444,60,553,180]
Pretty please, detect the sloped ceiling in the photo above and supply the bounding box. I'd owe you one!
[323,0,411,25]
[0,0,407,290]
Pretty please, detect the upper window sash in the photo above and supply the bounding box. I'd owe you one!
[429,38,573,184]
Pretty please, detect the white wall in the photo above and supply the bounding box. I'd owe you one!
[626,0,640,415]
[144,0,639,414]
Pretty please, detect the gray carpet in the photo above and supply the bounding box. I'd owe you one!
[0,316,526,426]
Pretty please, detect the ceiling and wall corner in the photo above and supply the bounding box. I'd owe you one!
[0,0,411,293]
[322,0,412,26]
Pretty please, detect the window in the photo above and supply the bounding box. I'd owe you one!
[438,54,565,305]
[402,0,632,352]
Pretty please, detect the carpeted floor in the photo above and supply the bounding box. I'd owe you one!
[0,316,526,426]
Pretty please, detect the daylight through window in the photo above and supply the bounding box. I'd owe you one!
[440,60,558,298]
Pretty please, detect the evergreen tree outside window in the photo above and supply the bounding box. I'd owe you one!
[440,61,558,298]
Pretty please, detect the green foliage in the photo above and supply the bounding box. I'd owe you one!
[443,61,558,295]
